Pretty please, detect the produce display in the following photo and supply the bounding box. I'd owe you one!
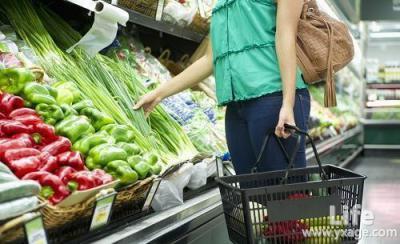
[0,91,116,204]
[307,67,361,141]
[105,33,228,155]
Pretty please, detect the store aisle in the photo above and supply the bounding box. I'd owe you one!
[350,151,400,244]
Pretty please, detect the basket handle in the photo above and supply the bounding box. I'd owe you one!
[251,124,328,182]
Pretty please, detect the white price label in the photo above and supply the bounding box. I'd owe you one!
[156,0,165,21]
[142,178,161,211]
[90,193,116,231]
[25,216,47,244]
[216,157,223,177]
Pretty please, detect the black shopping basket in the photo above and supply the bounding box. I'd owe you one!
[216,124,366,244]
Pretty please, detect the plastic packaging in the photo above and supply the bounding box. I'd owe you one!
[151,163,194,211]
[187,162,207,190]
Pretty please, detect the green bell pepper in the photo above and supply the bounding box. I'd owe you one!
[71,99,94,113]
[105,160,138,185]
[117,142,141,156]
[133,161,151,180]
[86,144,127,168]
[52,81,81,103]
[55,115,95,143]
[60,104,78,117]
[0,68,35,94]
[127,155,142,168]
[150,163,162,175]
[101,124,135,143]
[24,82,56,105]
[56,88,74,105]
[80,107,115,130]
[143,153,159,165]
[43,84,58,98]
[35,103,64,125]
[73,131,115,155]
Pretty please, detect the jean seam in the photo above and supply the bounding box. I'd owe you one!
[297,94,307,131]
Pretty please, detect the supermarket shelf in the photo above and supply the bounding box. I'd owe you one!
[364,107,400,112]
[306,126,362,160]
[367,83,400,89]
[361,119,400,125]
[366,100,400,108]
[92,188,222,244]
[120,7,206,43]
[338,146,363,168]
[364,144,400,150]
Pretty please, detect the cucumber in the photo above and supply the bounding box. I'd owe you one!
[0,162,13,174]
[0,180,40,203]
[0,196,38,221]
[0,172,18,183]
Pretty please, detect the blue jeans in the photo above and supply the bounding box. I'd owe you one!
[225,89,311,175]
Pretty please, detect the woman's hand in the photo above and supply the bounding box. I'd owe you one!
[275,105,295,138]
[133,90,163,116]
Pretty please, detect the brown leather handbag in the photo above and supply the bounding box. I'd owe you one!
[296,0,354,107]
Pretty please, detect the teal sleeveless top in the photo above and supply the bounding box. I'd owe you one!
[210,0,307,105]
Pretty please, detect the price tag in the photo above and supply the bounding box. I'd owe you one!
[142,178,161,211]
[90,192,116,231]
[24,215,47,244]
[156,0,165,21]
[216,156,223,177]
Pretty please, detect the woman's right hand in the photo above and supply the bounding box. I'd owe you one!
[133,90,163,116]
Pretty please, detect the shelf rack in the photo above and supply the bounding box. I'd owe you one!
[120,6,206,43]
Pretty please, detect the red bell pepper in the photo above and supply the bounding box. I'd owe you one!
[0,119,32,136]
[40,136,71,156]
[0,112,6,119]
[57,151,84,171]
[8,108,37,118]
[22,171,70,205]
[38,152,59,173]
[92,169,113,184]
[32,123,57,145]
[3,148,41,163]
[13,115,42,126]
[54,166,77,185]
[67,171,103,191]
[0,93,24,115]
[10,133,35,146]
[0,136,33,158]
[8,156,41,178]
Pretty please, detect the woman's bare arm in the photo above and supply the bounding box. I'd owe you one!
[134,42,213,115]
[275,0,303,138]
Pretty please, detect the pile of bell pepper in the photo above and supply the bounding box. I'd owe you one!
[17,80,163,186]
[0,92,113,204]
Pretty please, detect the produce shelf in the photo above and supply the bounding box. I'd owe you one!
[367,83,400,89]
[306,126,362,161]
[366,100,400,108]
[364,107,400,112]
[361,119,400,125]
[90,188,222,244]
[120,6,206,43]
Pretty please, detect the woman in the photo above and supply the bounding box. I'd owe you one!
[134,0,310,174]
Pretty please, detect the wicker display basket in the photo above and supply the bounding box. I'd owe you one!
[40,188,114,230]
[0,204,45,243]
[119,0,164,18]
[110,177,154,221]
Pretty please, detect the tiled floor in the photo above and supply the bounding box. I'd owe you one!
[350,151,400,244]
